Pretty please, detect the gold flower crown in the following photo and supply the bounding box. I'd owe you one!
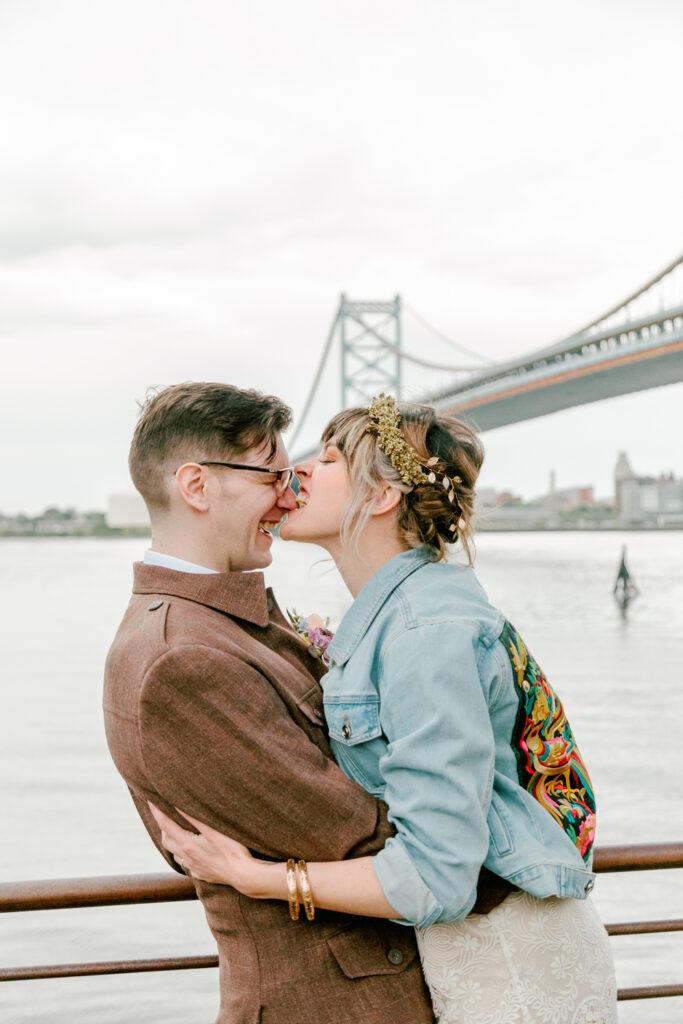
[366,393,465,534]
[366,394,427,487]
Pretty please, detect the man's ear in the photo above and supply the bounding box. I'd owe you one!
[370,484,403,518]
[175,463,210,512]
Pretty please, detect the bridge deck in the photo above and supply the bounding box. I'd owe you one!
[437,330,683,431]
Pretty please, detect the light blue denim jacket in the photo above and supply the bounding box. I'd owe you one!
[323,547,596,928]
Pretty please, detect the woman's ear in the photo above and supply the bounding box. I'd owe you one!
[370,483,403,518]
[175,463,210,512]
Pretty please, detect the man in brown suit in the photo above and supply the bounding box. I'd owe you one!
[103,382,434,1024]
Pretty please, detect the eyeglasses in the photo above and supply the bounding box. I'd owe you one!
[198,461,296,495]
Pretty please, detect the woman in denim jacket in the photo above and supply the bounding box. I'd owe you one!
[156,396,617,1023]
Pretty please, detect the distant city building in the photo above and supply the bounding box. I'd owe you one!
[34,509,104,535]
[615,452,683,524]
[106,492,150,530]
[529,477,594,512]
[0,508,115,536]
[476,503,554,530]
[474,487,498,512]
[474,473,614,531]
[614,452,635,495]
[474,487,551,529]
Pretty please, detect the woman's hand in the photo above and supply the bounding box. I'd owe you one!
[148,804,398,918]
[148,804,264,893]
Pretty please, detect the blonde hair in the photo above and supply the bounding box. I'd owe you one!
[320,402,484,564]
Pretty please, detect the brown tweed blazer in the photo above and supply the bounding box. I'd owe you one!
[103,563,435,1024]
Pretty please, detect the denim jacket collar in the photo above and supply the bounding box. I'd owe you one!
[327,546,435,667]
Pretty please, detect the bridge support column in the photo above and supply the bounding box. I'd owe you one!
[339,295,402,406]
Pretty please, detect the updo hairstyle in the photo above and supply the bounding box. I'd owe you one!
[320,402,484,564]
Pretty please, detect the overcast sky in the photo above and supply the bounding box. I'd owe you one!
[2,0,682,515]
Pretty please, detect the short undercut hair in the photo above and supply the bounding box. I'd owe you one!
[129,382,292,514]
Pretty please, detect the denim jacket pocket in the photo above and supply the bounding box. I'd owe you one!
[324,696,382,746]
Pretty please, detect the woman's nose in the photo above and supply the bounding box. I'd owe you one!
[295,459,314,479]
[277,486,298,510]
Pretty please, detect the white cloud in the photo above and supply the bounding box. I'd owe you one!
[1,0,682,513]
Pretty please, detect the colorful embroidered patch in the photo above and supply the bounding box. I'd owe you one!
[500,620,596,862]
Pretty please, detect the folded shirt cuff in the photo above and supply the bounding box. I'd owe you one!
[372,836,444,928]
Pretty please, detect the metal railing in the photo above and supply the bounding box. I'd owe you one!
[1,843,682,1001]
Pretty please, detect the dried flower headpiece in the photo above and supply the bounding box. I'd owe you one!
[366,394,427,487]
[366,393,467,535]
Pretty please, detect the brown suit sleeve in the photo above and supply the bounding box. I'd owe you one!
[139,644,393,861]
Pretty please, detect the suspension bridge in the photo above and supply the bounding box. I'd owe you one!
[291,253,683,457]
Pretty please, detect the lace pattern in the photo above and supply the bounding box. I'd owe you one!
[416,891,617,1024]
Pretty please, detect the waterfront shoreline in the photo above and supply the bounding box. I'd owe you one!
[474,523,683,532]
[3,524,683,539]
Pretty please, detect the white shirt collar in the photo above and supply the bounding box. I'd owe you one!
[143,549,218,575]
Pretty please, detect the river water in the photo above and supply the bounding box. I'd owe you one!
[1,532,682,1023]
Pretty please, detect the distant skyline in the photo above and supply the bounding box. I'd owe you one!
[4,439,678,517]
[2,0,682,515]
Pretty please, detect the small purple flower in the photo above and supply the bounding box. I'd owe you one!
[287,608,334,664]
[308,626,334,653]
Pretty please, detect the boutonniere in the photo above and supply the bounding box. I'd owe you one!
[287,610,334,665]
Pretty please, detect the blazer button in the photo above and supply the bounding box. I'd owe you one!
[387,948,404,966]
[266,596,274,612]
[313,708,323,720]
[147,600,163,611]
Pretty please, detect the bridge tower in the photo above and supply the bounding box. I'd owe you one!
[289,291,483,455]
[338,295,402,406]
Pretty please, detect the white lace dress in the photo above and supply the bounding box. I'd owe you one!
[416,890,617,1024]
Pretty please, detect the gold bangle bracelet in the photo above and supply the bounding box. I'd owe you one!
[286,858,300,921]
[297,859,315,921]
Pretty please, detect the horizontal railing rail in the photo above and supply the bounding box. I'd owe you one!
[0,872,195,913]
[0,955,219,983]
[1,842,682,1000]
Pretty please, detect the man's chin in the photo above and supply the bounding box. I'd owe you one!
[230,548,273,572]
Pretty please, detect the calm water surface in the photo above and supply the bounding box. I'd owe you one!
[1,533,682,1022]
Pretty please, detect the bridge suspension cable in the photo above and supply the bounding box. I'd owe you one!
[573,251,683,336]
[287,306,341,451]
[342,308,485,373]
[403,301,492,364]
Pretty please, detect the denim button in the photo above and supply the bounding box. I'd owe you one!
[585,879,595,894]
[387,948,404,966]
